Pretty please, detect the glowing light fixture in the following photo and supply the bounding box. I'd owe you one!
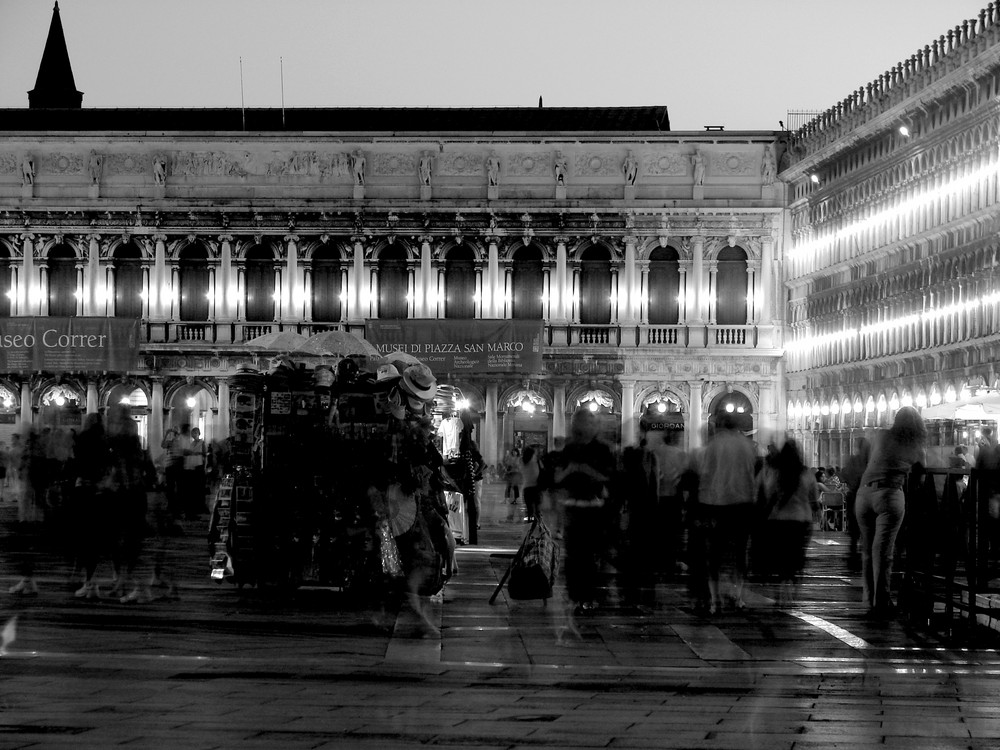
[587,401,599,413]
[898,125,910,137]
[186,397,197,409]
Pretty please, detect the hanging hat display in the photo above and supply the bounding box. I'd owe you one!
[400,364,437,400]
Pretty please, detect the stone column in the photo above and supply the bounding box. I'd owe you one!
[610,270,619,325]
[486,236,500,318]
[484,381,499,467]
[746,266,756,325]
[39,266,49,316]
[622,235,638,324]
[620,380,636,447]
[419,235,433,317]
[691,235,705,323]
[153,233,167,319]
[349,236,365,325]
[571,267,581,323]
[170,266,180,320]
[86,380,98,414]
[104,264,114,317]
[688,380,704,452]
[19,233,35,316]
[74,264,85,316]
[218,234,234,321]
[150,378,164,465]
[707,262,719,324]
[554,237,569,323]
[677,265,688,324]
[760,233,775,324]
[437,269,446,318]
[552,381,567,446]
[85,233,101,316]
[639,262,650,324]
[20,382,31,430]
[284,234,301,322]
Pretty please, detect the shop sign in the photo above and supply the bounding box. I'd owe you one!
[365,320,543,374]
[0,317,140,372]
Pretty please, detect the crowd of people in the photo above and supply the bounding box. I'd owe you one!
[493,404,934,641]
[2,411,215,603]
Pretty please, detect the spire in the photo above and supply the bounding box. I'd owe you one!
[28,2,83,108]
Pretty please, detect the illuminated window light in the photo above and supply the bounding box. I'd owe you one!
[929,391,942,406]
[120,397,131,405]
[1,398,11,409]
[522,400,535,414]
[915,393,927,408]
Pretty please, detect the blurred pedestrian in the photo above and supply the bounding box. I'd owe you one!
[520,445,542,524]
[615,433,659,609]
[856,406,927,618]
[183,426,207,519]
[644,424,689,578]
[840,438,871,555]
[71,414,112,599]
[754,439,819,606]
[106,404,157,603]
[697,413,757,614]
[549,408,617,640]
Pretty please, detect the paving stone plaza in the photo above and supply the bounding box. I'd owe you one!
[1,482,999,749]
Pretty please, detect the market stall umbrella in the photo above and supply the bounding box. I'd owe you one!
[295,331,381,358]
[242,331,309,352]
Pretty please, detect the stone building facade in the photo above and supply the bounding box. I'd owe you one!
[781,4,1000,467]
[0,6,787,466]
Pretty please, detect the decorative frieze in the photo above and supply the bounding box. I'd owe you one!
[104,153,147,175]
[372,152,416,176]
[573,152,618,177]
[438,152,484,176]
[643,151,687,176]
[506,152,550,177]
[44,152,84,174]
[711,151,756,176]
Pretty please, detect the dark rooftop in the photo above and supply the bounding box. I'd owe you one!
[0,105,670,133]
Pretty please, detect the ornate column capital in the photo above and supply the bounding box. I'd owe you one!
[284,234,300,244]
[151,233,168,244]
[217,234,234,244]
[350,235,367,245]
[18,232,35,243]
[87,232,102,244]
[553,235,570,246]
[418,234,435,245]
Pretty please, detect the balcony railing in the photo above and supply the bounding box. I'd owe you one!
[137,320,775,351]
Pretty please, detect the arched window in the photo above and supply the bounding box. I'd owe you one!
[512,244,543,319]
[47,244,77,317]
[444,246,475,319]
[113,243,143,319]
[716,246,748,325]
[377,245,408,320]
[311,245,343,323]
[0,246,11,318]
[579,244,611,325]
[648,246,680,325]
[178,244,209,321]
[244,245,274,322]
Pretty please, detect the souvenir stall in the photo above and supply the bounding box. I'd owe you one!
[209,337,455,597]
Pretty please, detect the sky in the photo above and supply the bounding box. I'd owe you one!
[0,0,990,131]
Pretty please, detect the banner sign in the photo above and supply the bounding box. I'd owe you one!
[365,319,544,374]
[0,317,141,372]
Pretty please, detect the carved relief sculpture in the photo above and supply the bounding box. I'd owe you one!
[418,152,433,186]
[554,151,568,185]
[761,144,776,185]
[350,149,366,186]
[88,150,103,185]
[152,154,167,185]
[691,150,705,185]
[623,150,639,185]
[486,152,501,186]
[20,154,35,185]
